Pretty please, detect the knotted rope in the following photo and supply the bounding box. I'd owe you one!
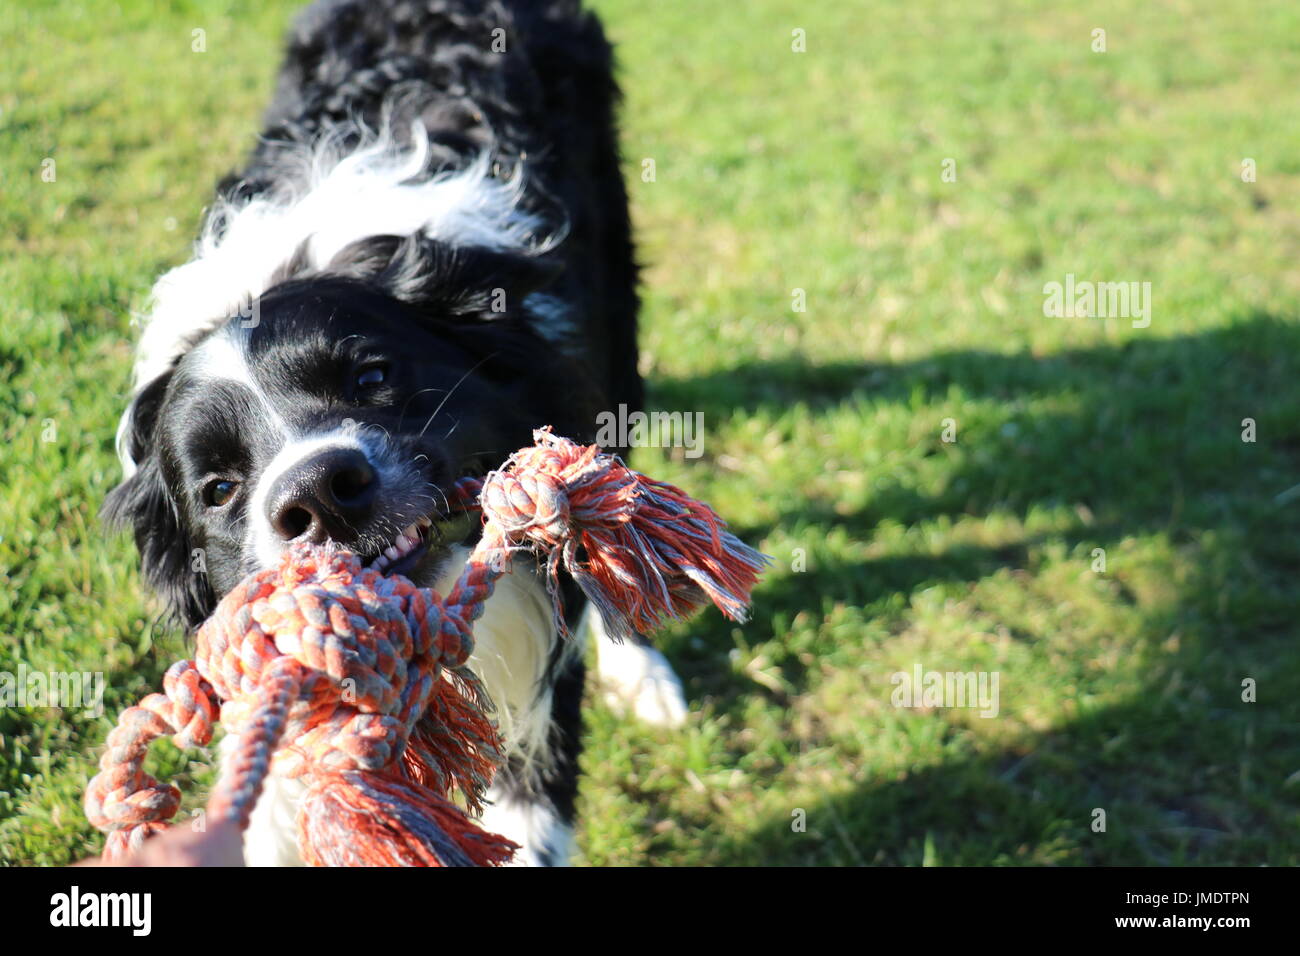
[86,429,768,866]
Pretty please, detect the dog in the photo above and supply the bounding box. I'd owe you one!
[105,0,688,866]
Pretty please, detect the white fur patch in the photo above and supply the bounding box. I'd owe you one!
[522,292,577,347]
[190,331,261,394]
[435,544,561,770]
[129,122,552,412]
[190,332,291,438]
[233,749,308,867]
[479,783,575,867]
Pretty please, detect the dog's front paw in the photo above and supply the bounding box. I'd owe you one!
[595,637,688,728]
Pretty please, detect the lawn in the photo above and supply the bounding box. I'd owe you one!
[3,0,1300,865]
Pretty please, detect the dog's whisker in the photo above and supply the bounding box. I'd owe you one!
[397,387,446,430]
[417,353,499,439]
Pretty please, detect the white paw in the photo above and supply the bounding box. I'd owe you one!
[594,635,689,728]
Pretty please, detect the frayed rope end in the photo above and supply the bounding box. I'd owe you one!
[476,429,771,642]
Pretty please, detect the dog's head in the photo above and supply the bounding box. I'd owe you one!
[106,237,599,629]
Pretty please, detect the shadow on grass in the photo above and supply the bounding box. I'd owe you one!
[648,312,1300,864]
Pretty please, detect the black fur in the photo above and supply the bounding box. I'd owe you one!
[224,0,640,409]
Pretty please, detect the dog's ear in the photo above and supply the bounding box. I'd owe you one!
[103,373,215,631]
[327,233,563,319]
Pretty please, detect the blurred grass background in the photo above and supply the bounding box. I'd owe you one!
[3,0,1300,864]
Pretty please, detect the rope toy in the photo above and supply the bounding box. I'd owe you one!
[86,429,768,866]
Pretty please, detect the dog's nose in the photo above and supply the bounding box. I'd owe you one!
[266,447,378,544]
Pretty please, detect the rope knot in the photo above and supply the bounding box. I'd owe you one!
[162,660,217,749]
[86,543,513,867]
[480,468,572,545]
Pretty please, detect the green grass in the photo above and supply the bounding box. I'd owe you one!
[3,0,1300,865]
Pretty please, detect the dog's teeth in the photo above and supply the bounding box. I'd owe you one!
[371,521,429,575]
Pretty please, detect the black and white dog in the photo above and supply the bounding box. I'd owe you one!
[105,0,688,866]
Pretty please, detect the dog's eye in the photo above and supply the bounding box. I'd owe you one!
[204,479,239,508]
[356,365,387,389]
